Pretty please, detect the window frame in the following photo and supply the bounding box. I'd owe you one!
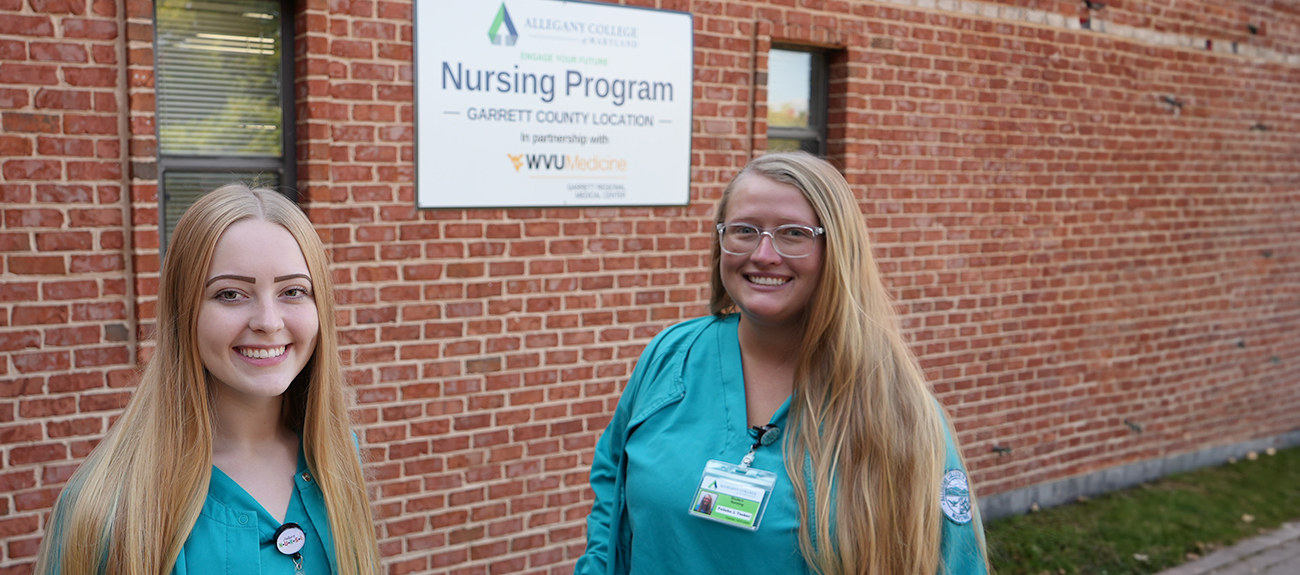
[153,0,297,252]
[766,45,829,156]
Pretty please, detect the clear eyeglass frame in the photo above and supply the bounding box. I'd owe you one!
[716,222,826,259]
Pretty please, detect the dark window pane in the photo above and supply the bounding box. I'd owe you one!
[162,171,280,246]
[767,138,803,153]
[767,49,811,129]
[156,0,283,156]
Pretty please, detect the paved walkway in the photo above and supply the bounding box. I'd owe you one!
[1156,522,1300,575]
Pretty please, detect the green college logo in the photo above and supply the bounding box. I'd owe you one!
[488,3,518,46]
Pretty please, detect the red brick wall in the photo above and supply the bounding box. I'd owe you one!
[1,0,135,567]
[3,0,1299,574]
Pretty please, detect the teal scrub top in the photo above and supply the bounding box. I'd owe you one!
[622,314,808,574]
[173,446,336,574]
[42,445,338,575]
[575,314,988,575]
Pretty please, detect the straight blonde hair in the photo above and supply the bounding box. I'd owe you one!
[35,184,381,575]
[710,153,985,574]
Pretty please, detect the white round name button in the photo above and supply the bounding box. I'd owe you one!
[273,523,306,555]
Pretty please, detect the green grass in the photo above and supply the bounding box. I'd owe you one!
[986,446,1300,575]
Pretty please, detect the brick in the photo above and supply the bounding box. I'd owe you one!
[37,135,95,156]
[91,44,116,64]
[43,280,98,299]
[13,351,71,373]
[14,487,60,512]
[3,113,61,133]
[331,39,373,59]
[31,0,87,14]
[0,516,39,541]
[0,88,29,108]
[70,252,123,271]
[5,208,63,228]
[30,42,89,62]
[63,114,116,134]
[8,443,66,465]
[34,89,93,110]
[0,423,41,444]
[79,391,128,412]
[0,331,40,352]
[47,417,102,438]
[0,272,35,297]
[45,325,99,346]
[0,472,36,493]
[10,534,42,559]
[0,378,44,399]
[0,63,59,84]
[76,345,128,367]
[67,160,121,179]
[0,16,54,36]
[71,301,125,321]
[2,159,61,180]
[62,18,116,39]
[7,255,65,275]
[0,136,32,156]
[35,231,92,251]
[63,66,117,86]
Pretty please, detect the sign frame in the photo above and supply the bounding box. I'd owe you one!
[414,0,695,209]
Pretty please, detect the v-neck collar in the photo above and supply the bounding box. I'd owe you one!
[717,314,793,445]
[209,442,307,528]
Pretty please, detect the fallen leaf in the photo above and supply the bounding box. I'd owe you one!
[1186,552,1201,561]
[1229,457,1238,464]
[1030,502,1041,513]
[1247,451,1258,460]
[1133,553,1149,562]
[1267,447,1277,456]
[1242,514,1255,523]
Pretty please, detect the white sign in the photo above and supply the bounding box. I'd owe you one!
[415,0,694,208]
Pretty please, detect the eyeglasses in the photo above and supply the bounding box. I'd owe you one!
[716,222,825,258]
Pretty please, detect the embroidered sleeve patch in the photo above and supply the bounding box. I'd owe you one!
[940,469,973,524]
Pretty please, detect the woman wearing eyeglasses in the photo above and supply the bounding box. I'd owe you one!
[575,152,988,575]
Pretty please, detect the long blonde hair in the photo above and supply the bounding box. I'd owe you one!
[35,184,381,575]
[710,153,982,574]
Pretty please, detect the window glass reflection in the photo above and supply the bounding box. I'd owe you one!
[767,49,811,129]
[156,0,283,156]
[766,138,802,153]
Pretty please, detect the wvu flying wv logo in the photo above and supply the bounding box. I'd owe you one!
[488,3,518,46]
[508,153,629,172]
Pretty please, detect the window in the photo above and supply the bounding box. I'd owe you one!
[154,0,295,250]
[766,48,827,155]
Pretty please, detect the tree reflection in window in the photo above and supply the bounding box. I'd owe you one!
[766,48,826,155]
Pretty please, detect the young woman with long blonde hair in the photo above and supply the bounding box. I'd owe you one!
[576,152,987,574]
[36,184,381,575]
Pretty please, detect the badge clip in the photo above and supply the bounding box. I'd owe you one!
[273,523,306,574]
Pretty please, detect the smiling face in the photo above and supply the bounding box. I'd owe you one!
[719,174,824,331]
[197,218,319,407]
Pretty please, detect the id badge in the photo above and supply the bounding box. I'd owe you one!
[688,459,777,531]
